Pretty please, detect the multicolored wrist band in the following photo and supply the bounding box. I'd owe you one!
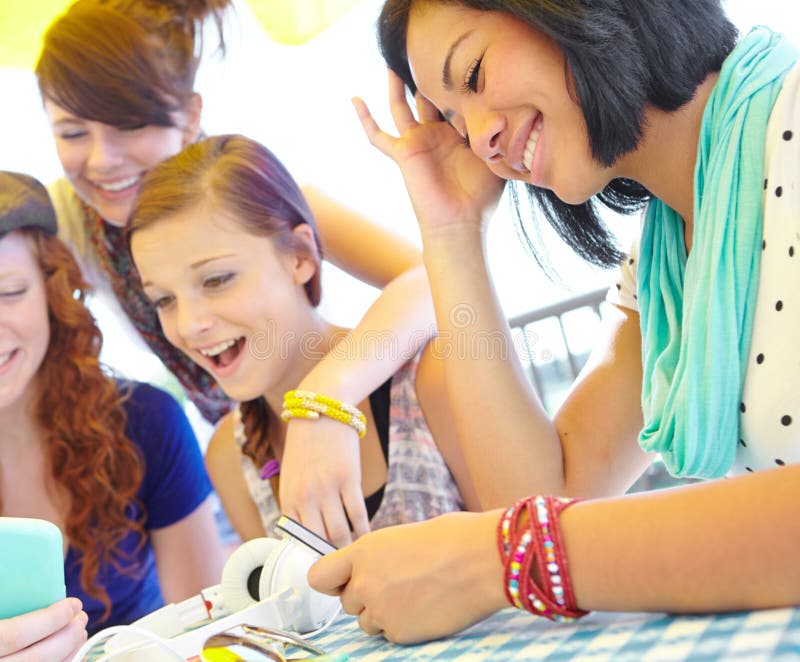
[497,495,587,622]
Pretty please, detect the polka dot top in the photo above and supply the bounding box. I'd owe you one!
[607,62,800,477]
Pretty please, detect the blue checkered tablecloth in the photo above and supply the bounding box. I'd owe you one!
[305,606,800,661]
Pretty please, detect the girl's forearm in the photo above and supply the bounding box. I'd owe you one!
[298,265,435,403]
[421,225,566,505]
[561,465,800,613]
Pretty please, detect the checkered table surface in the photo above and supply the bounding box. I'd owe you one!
[306,606,800,661]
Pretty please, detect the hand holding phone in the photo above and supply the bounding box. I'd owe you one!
[0,598,86,659]
[0,517,66,619]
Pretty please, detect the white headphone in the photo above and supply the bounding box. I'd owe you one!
[94,536,340,662]
[220,535,339,632]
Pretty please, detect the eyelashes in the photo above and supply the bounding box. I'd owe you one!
[151,295,174,310]
[0,288,27,298]
[203,273,235,289]
[461,54,484,93]
[147,272,236,311]
[458,52,485,147]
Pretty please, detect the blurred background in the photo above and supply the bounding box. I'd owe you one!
[0,0,795,445]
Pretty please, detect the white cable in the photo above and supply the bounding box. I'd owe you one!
[71,603,340,661]
[70,624,184,662]
[303,603,342,639]
[70,625,126,662]
[93,627,186,662]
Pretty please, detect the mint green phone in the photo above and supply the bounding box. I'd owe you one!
[0,517,66,619]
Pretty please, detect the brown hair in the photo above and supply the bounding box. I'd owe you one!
[36,0,233,128]
[25,230,145,621]
[130,133,323,468]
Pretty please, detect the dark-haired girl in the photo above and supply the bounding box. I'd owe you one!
[308,0,800,642]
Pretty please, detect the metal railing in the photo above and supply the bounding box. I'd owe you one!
[508,287,693,493]
[507,286,608,412]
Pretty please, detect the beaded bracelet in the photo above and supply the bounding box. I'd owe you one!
[497,495,587,622]
[497,497,528,559]
[281,389,367,438]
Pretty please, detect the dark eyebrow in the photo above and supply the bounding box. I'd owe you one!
[442,30,474,90]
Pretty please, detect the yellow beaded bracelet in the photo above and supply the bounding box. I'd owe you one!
[281,390,367,438]
[283,397,368,427]
[286,390,366,423]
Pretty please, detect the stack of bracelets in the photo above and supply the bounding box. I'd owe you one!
[497,495,588,622]
[281,389,367,438]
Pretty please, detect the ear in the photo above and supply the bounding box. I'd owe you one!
[181,93,203,146]
[289,223,320,286]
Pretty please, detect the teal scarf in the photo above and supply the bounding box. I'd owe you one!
[638,27,797,478]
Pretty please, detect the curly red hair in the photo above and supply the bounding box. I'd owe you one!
[27,230,145,621]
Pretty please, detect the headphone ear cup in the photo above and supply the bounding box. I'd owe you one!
[220,537,280,612]
[258,539,339,633]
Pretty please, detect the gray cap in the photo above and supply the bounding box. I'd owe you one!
[0,171,58,239]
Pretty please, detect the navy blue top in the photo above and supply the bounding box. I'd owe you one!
[64,383,212,634]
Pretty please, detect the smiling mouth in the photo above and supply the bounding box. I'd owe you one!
[199,337,246,369]
[522,114,543,173]
[91,175,140,193]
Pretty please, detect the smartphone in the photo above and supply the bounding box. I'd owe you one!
[0,517,66,619]
[275,515,337,556]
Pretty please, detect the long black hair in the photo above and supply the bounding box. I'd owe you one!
[378,0,738,270]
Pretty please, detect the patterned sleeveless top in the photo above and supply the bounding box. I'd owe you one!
[233,351,465,536]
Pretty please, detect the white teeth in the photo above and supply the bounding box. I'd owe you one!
[0,351,13,368]
[523,119,542,172]
[199,339,237,357]
[95,175,139,192]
